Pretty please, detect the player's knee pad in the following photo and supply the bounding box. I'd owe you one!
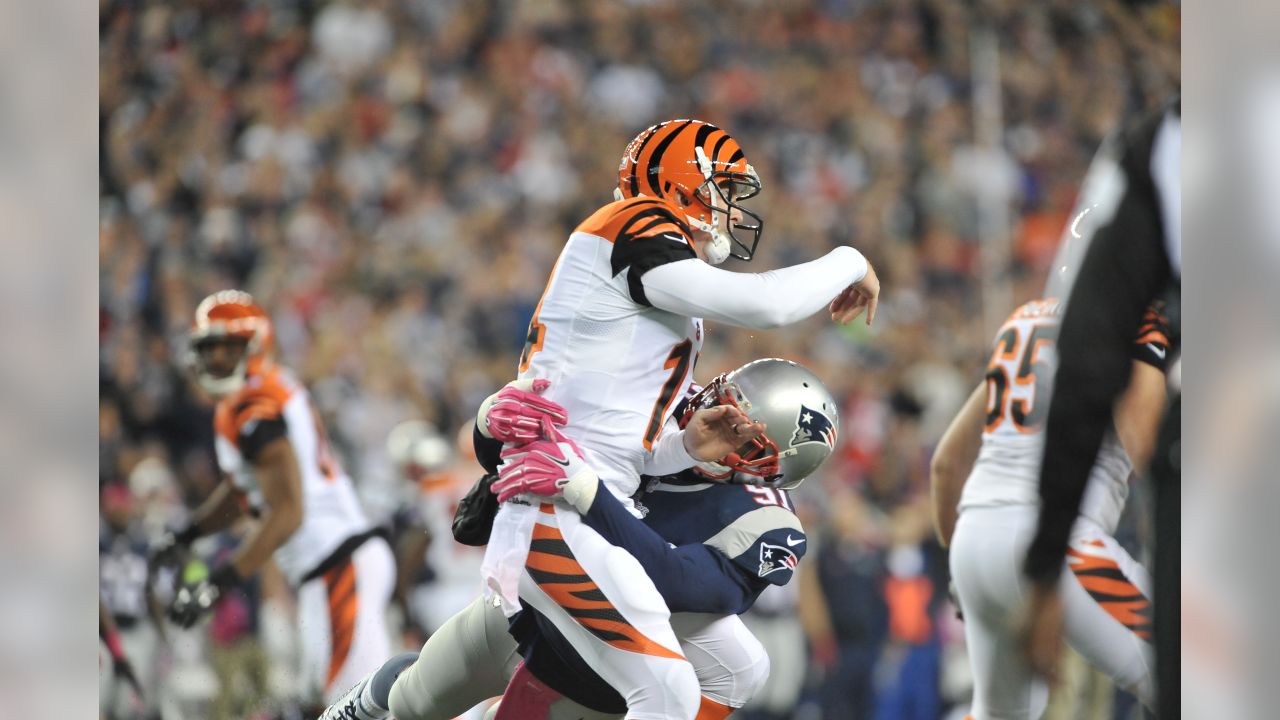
[689,621,770,708]
[739,643,771,704]
[718,630,770,707]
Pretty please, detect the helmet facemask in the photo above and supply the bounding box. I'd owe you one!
[680,373,796,487]
[189,334,254,397]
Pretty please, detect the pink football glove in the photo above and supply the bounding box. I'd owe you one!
[491,440,595,504]
[483,379,569,444]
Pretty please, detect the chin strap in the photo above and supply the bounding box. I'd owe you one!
[692,147,732,265]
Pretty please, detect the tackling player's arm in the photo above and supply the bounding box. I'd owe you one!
[930,382,986,548]
[568,479,761,614]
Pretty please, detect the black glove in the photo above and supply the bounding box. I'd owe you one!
[452,473,499,547]
[149,525,199,573]
[168,561,241,629]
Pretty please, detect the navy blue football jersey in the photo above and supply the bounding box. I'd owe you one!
[639,478,807,593]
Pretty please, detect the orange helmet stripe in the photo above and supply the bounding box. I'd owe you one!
[639,120,695,197]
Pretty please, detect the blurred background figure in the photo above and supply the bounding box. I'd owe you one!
[100,0,1177,716]
[804,488,889,719]
[386,420,487,644]
[204,537,271,720]
[100,483,164,720]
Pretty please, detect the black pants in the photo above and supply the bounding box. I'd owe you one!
[1150,395,1180,719]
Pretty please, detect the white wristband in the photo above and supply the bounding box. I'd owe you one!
[562,474,601,515]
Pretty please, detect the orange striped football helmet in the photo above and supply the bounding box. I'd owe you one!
[616,119,763,264]
[188,290,274,397]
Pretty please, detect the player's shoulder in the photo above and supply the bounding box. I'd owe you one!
[574,196,695,247]
[214,365,298,442]
[706,484,803,539]
[711,486,807,583]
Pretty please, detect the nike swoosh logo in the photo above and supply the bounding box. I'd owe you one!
[550,457,571,468]
[786,535,805,547]
[1147,343,1166,359]
[662,233,689,244]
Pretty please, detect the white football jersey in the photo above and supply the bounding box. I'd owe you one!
[958,299,1170,534]
[517,196,705,503]
[214,366,372,585]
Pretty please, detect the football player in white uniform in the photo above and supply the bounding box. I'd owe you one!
[477,118,879,720]
[930,298,1171,719]
[154,291,395,707]
[320,359,838,720]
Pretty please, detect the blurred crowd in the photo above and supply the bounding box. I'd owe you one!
[98,0,1177,717]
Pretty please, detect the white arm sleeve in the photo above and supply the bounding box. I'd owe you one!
[639,246,868,329]
[643,425,695,477]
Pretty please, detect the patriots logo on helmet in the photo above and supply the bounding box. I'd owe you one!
[790,404,836,450]
[758,542,799,577]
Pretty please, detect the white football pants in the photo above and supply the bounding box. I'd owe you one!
[517,503,700,720]
[950,506,1155,720]
[297,536,395,704]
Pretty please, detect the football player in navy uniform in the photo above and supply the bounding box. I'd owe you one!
[319,358,840,720]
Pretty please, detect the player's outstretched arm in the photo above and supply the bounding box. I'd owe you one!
[930,382,985,548]
[640,247,875,329]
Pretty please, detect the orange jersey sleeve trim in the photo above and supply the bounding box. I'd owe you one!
[214,367,295,447]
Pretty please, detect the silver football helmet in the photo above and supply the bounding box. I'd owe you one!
[682,358,839,489]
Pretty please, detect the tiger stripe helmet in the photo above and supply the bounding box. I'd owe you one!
[616,119,764,264]
[188,290,274,397]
